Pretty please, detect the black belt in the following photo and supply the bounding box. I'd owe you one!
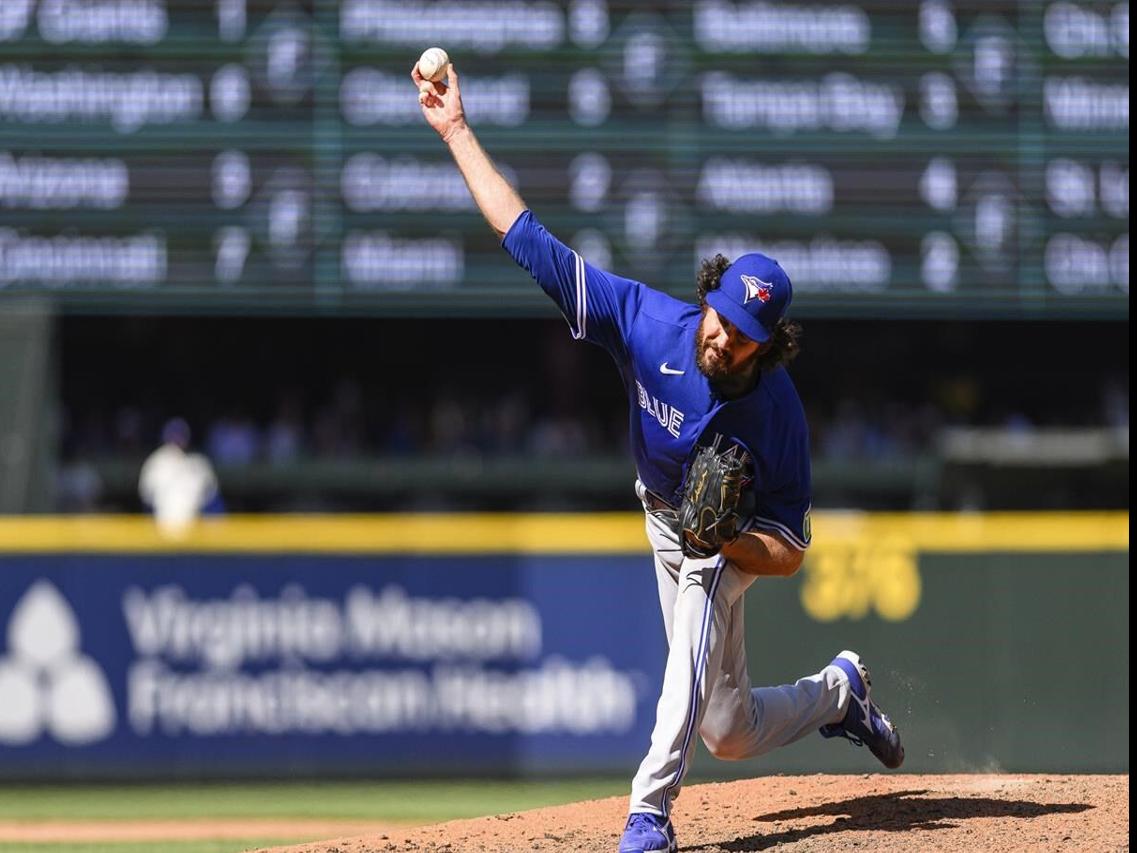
[644,490,676,512]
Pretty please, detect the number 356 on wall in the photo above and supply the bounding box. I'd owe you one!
[799,540,921,622]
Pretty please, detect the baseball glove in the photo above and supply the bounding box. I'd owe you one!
[678,435,752,559]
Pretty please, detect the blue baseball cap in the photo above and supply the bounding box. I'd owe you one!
[161,417,191,447]
[704,253,792,343]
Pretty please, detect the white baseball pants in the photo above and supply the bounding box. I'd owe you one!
[629,483,853,817]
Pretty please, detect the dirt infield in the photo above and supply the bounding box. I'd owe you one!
[258,774,1128,853]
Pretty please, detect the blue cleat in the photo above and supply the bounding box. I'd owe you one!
[618,812,678,853]
[820,650,905,769]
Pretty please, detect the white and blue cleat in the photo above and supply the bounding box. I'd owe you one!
[618,812,678,853]
[820,650,905,769]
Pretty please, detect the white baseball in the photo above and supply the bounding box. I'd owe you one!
[417,47,450,82]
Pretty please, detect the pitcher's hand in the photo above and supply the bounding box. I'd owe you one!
[413,63,466,142]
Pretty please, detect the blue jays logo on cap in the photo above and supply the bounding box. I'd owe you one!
[741,274,773,304]
[705,253,792,343]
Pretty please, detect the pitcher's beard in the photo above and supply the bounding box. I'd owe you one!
[695,327,732,382]
[696,327,761,398]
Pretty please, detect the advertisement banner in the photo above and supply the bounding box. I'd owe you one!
[0,554,664,778]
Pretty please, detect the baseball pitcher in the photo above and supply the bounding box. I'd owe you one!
[413,62,904,853]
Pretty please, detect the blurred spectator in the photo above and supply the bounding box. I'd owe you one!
[55,459,103,512]
[312,379,366,457]
[207,413,261,465]
[265,395,305,464]
[114,406,145,453]
[138,418,220,537]
[383,409,424,456]
[933,376,981,423]
[480,393,530,454]
[1102,378,1128,429]
[529,414,590,457]
[428,396,476,456]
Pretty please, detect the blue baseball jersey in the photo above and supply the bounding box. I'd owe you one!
[503,210,812,549]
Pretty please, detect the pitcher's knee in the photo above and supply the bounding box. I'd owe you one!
[700,728,749,761]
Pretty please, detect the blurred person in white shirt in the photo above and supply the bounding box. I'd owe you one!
[138,418,220,537]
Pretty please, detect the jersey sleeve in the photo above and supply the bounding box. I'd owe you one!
[502,209,642,355]
[746,423,813,551]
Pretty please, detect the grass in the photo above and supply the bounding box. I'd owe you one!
[0,779,630,853]
[0,778,628,821]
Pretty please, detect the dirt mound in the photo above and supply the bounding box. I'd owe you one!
[258,774,1127,853]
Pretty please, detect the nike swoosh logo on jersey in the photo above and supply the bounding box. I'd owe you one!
[659,363,685,375]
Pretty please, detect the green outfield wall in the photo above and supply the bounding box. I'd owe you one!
[702,549,1130,776]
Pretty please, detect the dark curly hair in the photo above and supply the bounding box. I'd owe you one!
[696,254,802,371]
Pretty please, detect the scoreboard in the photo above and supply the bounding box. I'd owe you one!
[0,0,1129,317]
